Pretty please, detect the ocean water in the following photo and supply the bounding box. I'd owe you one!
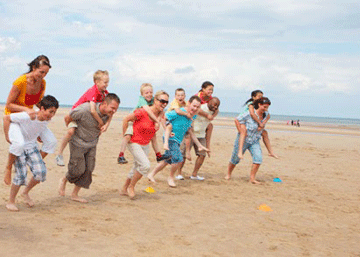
[219,111,360,127]
[28,104,360,127]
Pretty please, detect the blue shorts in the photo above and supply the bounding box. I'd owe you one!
[165,139,183,164]
[230,133,262,165]
[13,147,47,186]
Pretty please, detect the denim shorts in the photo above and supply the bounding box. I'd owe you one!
[165,139,183,164]
[230,133,262,165]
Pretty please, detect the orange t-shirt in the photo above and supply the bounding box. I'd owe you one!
[4,75,46,115]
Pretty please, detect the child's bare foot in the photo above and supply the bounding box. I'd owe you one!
[167,177,176,188]
[127,187,135,199]
[250,180,261,185]
[21,193,34,207]
[4,167,12,185]
[58,177,67,196]
[147,173,156,183]
[6,203,19,212]
[71,195,88,203]
[268,153,279,159]
[224,175,231,180]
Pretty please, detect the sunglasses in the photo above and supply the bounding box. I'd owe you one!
[157,98,169,104]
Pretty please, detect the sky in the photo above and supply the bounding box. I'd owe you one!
[0,0,359,119]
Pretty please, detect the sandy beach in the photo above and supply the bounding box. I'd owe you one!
[1,106,360,257]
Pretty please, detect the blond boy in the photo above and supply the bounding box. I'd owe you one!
[55,70,112,166]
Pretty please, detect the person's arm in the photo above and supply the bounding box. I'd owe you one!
[6,84,36,119]
[188,128,210,153]
[262,112,270,126]
[101,115,113,133]
[175,108,192,120]
[122,112,137,136]
[90,101,105,128]
[142,105,160,124]
[249,104,263,127]
[3,115,11,144]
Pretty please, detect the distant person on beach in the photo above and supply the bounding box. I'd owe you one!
[3,55,56,186]
[58,94,120,203]
[177,97,220,181]
[225,97,273,184]
[291,120,294,126]
[237,90,277,160]
[297,120,300,127]
[117,83,170,164]
[147,96,209,188]
[120,91,169,199]
[55,70,113,166]
[4,95,59,211]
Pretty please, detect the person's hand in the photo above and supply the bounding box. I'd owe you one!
[98,120,105,129]
[155,122,160,131]
[199,145,210,153]
[186,113,193,120]
[207,114,214,121]
[100,125,107,133]
[26,108,36,120]
[170,132,175,137]
[37,136,43,143]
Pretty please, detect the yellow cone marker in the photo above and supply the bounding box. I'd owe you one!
[258,204,272,212]
[145,187,155,193]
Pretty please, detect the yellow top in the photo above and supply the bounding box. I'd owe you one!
[166,99,186,113]
[4,74,46,115]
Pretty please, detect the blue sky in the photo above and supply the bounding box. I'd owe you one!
[1,0,359,118]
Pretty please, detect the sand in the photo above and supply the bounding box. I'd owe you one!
[1,106,360,257]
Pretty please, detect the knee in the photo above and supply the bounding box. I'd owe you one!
[68,128,76,137]
[141,161,151,173]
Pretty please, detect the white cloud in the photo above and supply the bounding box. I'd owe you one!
[0,37,21,53]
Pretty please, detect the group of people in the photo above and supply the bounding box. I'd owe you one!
[3,55,277,211]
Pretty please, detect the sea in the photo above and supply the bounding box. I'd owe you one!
[3,103,360,128]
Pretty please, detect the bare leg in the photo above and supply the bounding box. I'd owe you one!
[4,153,16,185]
[6,184,21,211]
[120,178,131,196]
[177,160,185,176]
[250,163,261,184]
[163,124,173,151]
[168,163,181,187]
[205,123,213,155]
[58,176,67,196]
[261,130,278,158]
[119,134,131,154]
[192,155,205,177]
[71,185,88,203]
[147,161,168,183]
[57,128,75,156]
[225,162,236,180]
[40,151,48,159]
[127,171,143,199]
[238,125,247,159]
[184,135,191,161]
[21,177,40,207]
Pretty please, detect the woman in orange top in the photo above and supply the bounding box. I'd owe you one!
[4,55,53,185]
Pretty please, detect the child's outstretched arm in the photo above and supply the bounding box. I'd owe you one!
[142,105,160,123]
[262,113,270,127]
[248,104,263,128]
[90,101,105,128]
[175,108,192,120]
